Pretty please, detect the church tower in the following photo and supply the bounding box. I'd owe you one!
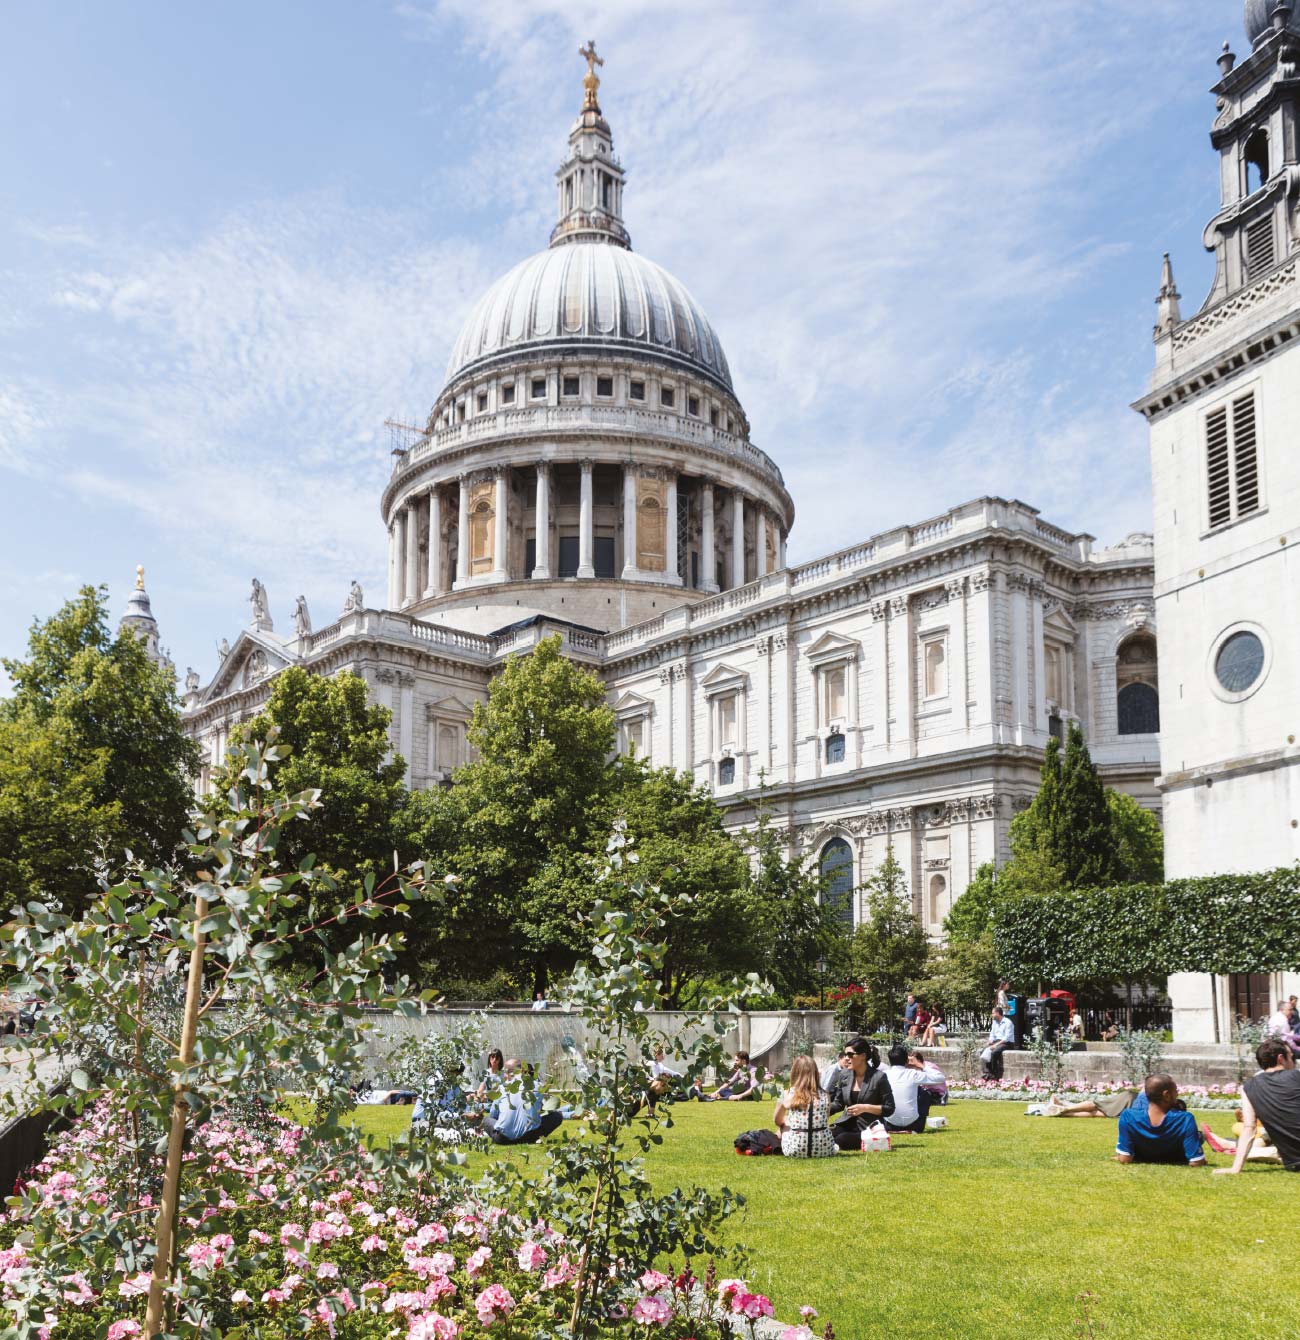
[119,564,173,673]
[1133,2,1300,1041]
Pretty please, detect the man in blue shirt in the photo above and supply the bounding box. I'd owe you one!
[980,1007,1016,1079]
[1115,1075,1206,1166]
[483,1058,564,1145]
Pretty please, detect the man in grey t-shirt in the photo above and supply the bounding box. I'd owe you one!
[1215,1038,1300,1174]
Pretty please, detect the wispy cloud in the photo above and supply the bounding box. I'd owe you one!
[2,0,1222,675]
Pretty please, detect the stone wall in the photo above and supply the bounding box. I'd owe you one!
[358,1008,835,1086]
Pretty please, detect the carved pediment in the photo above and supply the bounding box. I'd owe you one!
[426,694,474,721]
[1043,605,1078,641]
[207,631,293,699]
[803,630,860,666]
[699,661,748,696]
[613,690,654,719]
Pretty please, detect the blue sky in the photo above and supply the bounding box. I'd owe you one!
[0,1,1244,686]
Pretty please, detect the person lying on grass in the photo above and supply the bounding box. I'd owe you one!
[1114,1074,1206,1167]
[1209,1038,1300,1175]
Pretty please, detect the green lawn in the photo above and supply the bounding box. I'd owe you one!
[350,1101,1300,1340]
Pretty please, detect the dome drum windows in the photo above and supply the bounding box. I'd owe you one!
[629,379,646,402]
[596,374,614,398]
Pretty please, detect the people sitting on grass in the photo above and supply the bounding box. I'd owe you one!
[646,1045,685,1116]
[475,1048,505,1100]
[980,1006,1016,1080]
[920,1006,947,1048]
[1208,1038,1300,1174]
[704,1051,759,1101]
[882,1044,946,1134]
[773,1055,837,1158]
[827,1037,895,1150]
[1114,1074,1205,1166]
[482,1058,564,1145]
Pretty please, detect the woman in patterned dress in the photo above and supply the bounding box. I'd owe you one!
[774,1055,837,1158]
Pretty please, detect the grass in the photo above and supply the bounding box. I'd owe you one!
[349,1100,1300,1340]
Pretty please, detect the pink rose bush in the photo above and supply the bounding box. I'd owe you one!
[0,1101,832,1339]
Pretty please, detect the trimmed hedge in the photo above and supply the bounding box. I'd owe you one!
[993,866,1300,982]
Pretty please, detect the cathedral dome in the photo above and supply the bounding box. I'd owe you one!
[1245,0,1300,46]
[445,243,733,393]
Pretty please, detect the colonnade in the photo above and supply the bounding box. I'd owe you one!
[386,463,786,608]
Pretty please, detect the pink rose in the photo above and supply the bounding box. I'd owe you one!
[107,1324,142,1340]
[466,1245,492,1278]
[640,1269,672,1293]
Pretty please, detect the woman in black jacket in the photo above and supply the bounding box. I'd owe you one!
[826,1038,895,1151]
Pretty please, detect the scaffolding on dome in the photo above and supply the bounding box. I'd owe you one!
[385,417,427,456]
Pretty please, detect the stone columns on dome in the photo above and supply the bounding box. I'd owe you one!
[778,527,787,571]
[493,469,509,581]
[532,463,552,580]
[621,466,637,579]
[425,488,443,597]
[701,481,719,593]
[404,499,420,605]
[386,523,398,608]
[665,473,679,583]
[577,459,595,579]
[756,510,770,579]
[731,491,746,589]
[455,476,470,590]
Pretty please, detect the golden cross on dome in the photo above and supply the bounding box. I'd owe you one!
[578,39,603,109]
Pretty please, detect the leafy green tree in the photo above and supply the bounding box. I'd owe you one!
[0,586,199,913]
[596,758,753,1005]
[215,667,407,898]
[849,847,930,1032]
[396,637,616,989]
[943,861,1001,943]
[743,779,850,1001]
[919,932,999,1018]
[1107,789,1164,883]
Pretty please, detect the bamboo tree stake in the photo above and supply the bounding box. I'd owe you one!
[144,893,208,1337]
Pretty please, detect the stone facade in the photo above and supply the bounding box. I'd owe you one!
[1133,8,1300,1040]
[181,54,1160,945]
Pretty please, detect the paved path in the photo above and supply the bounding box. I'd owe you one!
[0,1048,68,1130]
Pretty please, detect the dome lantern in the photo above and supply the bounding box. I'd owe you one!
[551,41,631,251]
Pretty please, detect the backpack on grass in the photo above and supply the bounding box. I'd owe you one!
[734,1129,782,1156]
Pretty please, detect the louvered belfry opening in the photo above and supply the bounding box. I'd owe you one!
[1205,391,1261,530]
[1245,215,1275,282]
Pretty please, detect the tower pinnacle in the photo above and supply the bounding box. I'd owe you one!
[1154,252,1182,340]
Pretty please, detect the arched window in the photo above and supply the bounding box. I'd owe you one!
[1117,682,1160,735]
[928,874,947,925]
[1245,127,1269,195]
[1116,633,1159,735]
[819,838,855,931]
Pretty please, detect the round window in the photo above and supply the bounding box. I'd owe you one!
[1214,631,1266,693]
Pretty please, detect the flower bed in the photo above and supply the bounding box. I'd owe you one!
[946,1078,1242,1110]
[0,1101,830,1339]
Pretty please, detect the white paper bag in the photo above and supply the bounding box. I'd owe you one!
[860,1122,892,1153]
